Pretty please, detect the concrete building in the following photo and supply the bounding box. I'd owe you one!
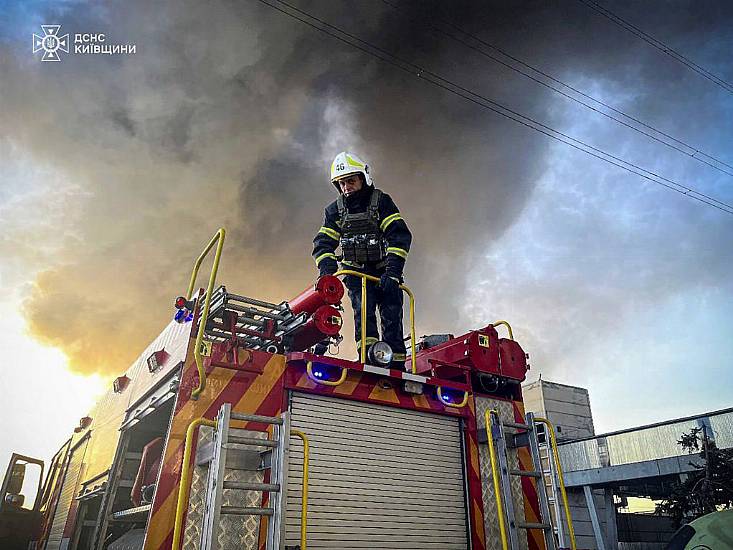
[522,379,595,441]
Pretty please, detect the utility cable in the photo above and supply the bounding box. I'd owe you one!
[380,0,733,178]
[255,0,733,215]
[576,0,733,95]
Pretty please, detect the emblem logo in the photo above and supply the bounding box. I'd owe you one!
[32,25,69,62]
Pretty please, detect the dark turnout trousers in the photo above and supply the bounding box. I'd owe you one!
[343,271,407,368]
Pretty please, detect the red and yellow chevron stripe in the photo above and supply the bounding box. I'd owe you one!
[144,346,288,550]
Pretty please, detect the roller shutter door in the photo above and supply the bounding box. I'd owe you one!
[286,392,468,549]
[46,437,89,550]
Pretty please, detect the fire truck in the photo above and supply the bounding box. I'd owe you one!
[0,229,576,550]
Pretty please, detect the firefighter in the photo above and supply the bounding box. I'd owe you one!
[313,151,412,369]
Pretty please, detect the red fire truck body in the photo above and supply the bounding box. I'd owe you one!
[0,232,572,550]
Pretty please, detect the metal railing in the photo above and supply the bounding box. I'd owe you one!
[558,407,733,473]
[186,228,226,400]
[492,320,514,340]
[333,269,417,372]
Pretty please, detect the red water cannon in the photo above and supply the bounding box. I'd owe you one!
[286,304,343,351]
[288,274,344,315]
[284,275,345,352]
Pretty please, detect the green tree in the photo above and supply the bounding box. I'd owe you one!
[657,426,733,526]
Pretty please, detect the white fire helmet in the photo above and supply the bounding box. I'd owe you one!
[330,151,373,192]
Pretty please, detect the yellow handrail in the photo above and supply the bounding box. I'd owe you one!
[306,360,348,387]
[484,410,509,550]
[187,228,226,400]
[290,430,310,550]
[533,417,577,550]
[333,269,416,372]
[172,417,218,550]
[492,320,514,340]
[437,386,469,408]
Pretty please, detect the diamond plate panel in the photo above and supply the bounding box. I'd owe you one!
[181,427,269,550]
[475,397,529,550]
[107,528,145,550]
[217,452,266,550]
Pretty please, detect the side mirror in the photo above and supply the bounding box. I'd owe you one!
[4,493,25,508]
[7,463,25,495]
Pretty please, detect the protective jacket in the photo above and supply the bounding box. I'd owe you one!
[312,186,412,278]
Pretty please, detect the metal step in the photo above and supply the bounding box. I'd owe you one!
[223,481,279,492]
[197,427,274,467]
[221,506,274,516]
[221,506,275,516]
[231,412,284,424]
[509,468,543,478]
[110,504,151,520]
[227,435,278,447]
[517,521,551,530]
[502,421,532,431]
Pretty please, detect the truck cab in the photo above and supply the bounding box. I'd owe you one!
[0,453,45,550]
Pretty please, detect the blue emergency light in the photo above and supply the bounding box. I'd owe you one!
[174,308,193,323]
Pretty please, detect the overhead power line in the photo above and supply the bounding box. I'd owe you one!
[380,0,733,178]
[576,0,733,95]
[255,0,733,215]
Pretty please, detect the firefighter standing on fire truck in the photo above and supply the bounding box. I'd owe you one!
[312,152,412,369]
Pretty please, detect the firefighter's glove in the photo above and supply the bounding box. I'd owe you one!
[319,259,338,277]
[380,273,401,295]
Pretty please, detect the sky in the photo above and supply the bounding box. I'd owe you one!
[1,0,731,472]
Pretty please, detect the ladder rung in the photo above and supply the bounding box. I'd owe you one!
[230,412,283,425]
[510,469,543,478]
[221,506,274,516]
[227,435,278,447]
[517,521,551,530]
[502,421,531,430]
[223,481,280,492]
